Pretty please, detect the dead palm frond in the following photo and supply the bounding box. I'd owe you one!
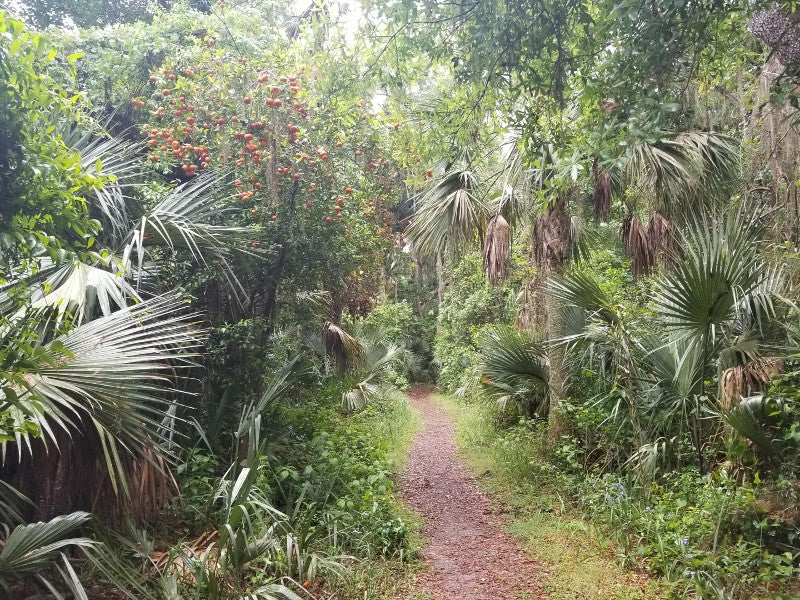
[592,158,612,221]
[483,213,511,284]
[646,211,678,270]
[719,358,783,409]
[323,321,364,373]
[621,213,652,276]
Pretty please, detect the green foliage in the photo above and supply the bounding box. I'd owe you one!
[434,253,518,392]
[0,12,102,276]
[572,471,799,599]
[475,325,549,417]
[263,391,414,560]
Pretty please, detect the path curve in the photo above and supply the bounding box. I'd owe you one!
[400,389,543,600]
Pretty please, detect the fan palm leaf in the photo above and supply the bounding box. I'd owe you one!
[14,261,140,325]
[123,172,259,302]
[2,294,203,496]
[547,270,618,326]
[61,127,144,243]
[476,326,549,416]
[622,132,739,217]
[0,511,95,596]
[407,169,486,260]
[341,341,407,412]
[721,394,790,458]
[323,321,365,373]
[653,208,765,344]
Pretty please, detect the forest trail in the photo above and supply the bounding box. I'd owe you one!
[400,389,543,600]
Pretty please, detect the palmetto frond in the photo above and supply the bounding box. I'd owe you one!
[323,321,365,373]
[62,127,144,242]
[638,336,706,408]
[622,132,740,217]
[476,326,549,417]
[407,169,486,259]
[0,511,95,596]
[653,209,765,344]
[124,172,259,301]
[547,270,617,326]
[341,341,407,412]
[721,394,790,458]
[18,260,139,325]
[2,294,202,495]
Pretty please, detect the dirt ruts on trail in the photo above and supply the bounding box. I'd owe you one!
[400,389,543,600]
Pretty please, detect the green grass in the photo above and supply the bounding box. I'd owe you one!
[435,394,665,600]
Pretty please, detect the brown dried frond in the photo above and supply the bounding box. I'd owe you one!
[720,357,784,409]
[151,530,219,580]
[323,320,364,372]
[621,213,652,277]
[534,195,571,273]
[647,211,680,270]
[592,158,612,221]
[125,449,177,522]
[483,213,511,284]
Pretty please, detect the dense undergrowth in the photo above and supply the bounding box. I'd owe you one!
[445,396,800,600]
[76,383,420,600]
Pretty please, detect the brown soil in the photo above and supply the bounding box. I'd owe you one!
[400,388,543,600]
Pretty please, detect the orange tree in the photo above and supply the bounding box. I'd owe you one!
[132,39,408,325]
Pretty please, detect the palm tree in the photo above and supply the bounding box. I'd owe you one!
[550,206,796,475]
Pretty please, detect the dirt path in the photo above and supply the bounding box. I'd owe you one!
[400,389,543,600]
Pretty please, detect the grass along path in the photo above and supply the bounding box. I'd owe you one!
[438,394,663,600]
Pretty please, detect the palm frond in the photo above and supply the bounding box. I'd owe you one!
[21,261,140,325]
[3,294,202,496]
[63,128,144,242]
[547,270,617,326]
[653,209,765,342]
[476,326,549,417]
[721,394,788,457]
[124,172,259,302]
[407,169,486,259]
[639,335,705,412]
[341,341,407,412]
[0,511,95,595]
[622,132,740,217]
[323,321,365,373]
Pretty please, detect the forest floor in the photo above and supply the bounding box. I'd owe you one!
[398,388,544,600]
